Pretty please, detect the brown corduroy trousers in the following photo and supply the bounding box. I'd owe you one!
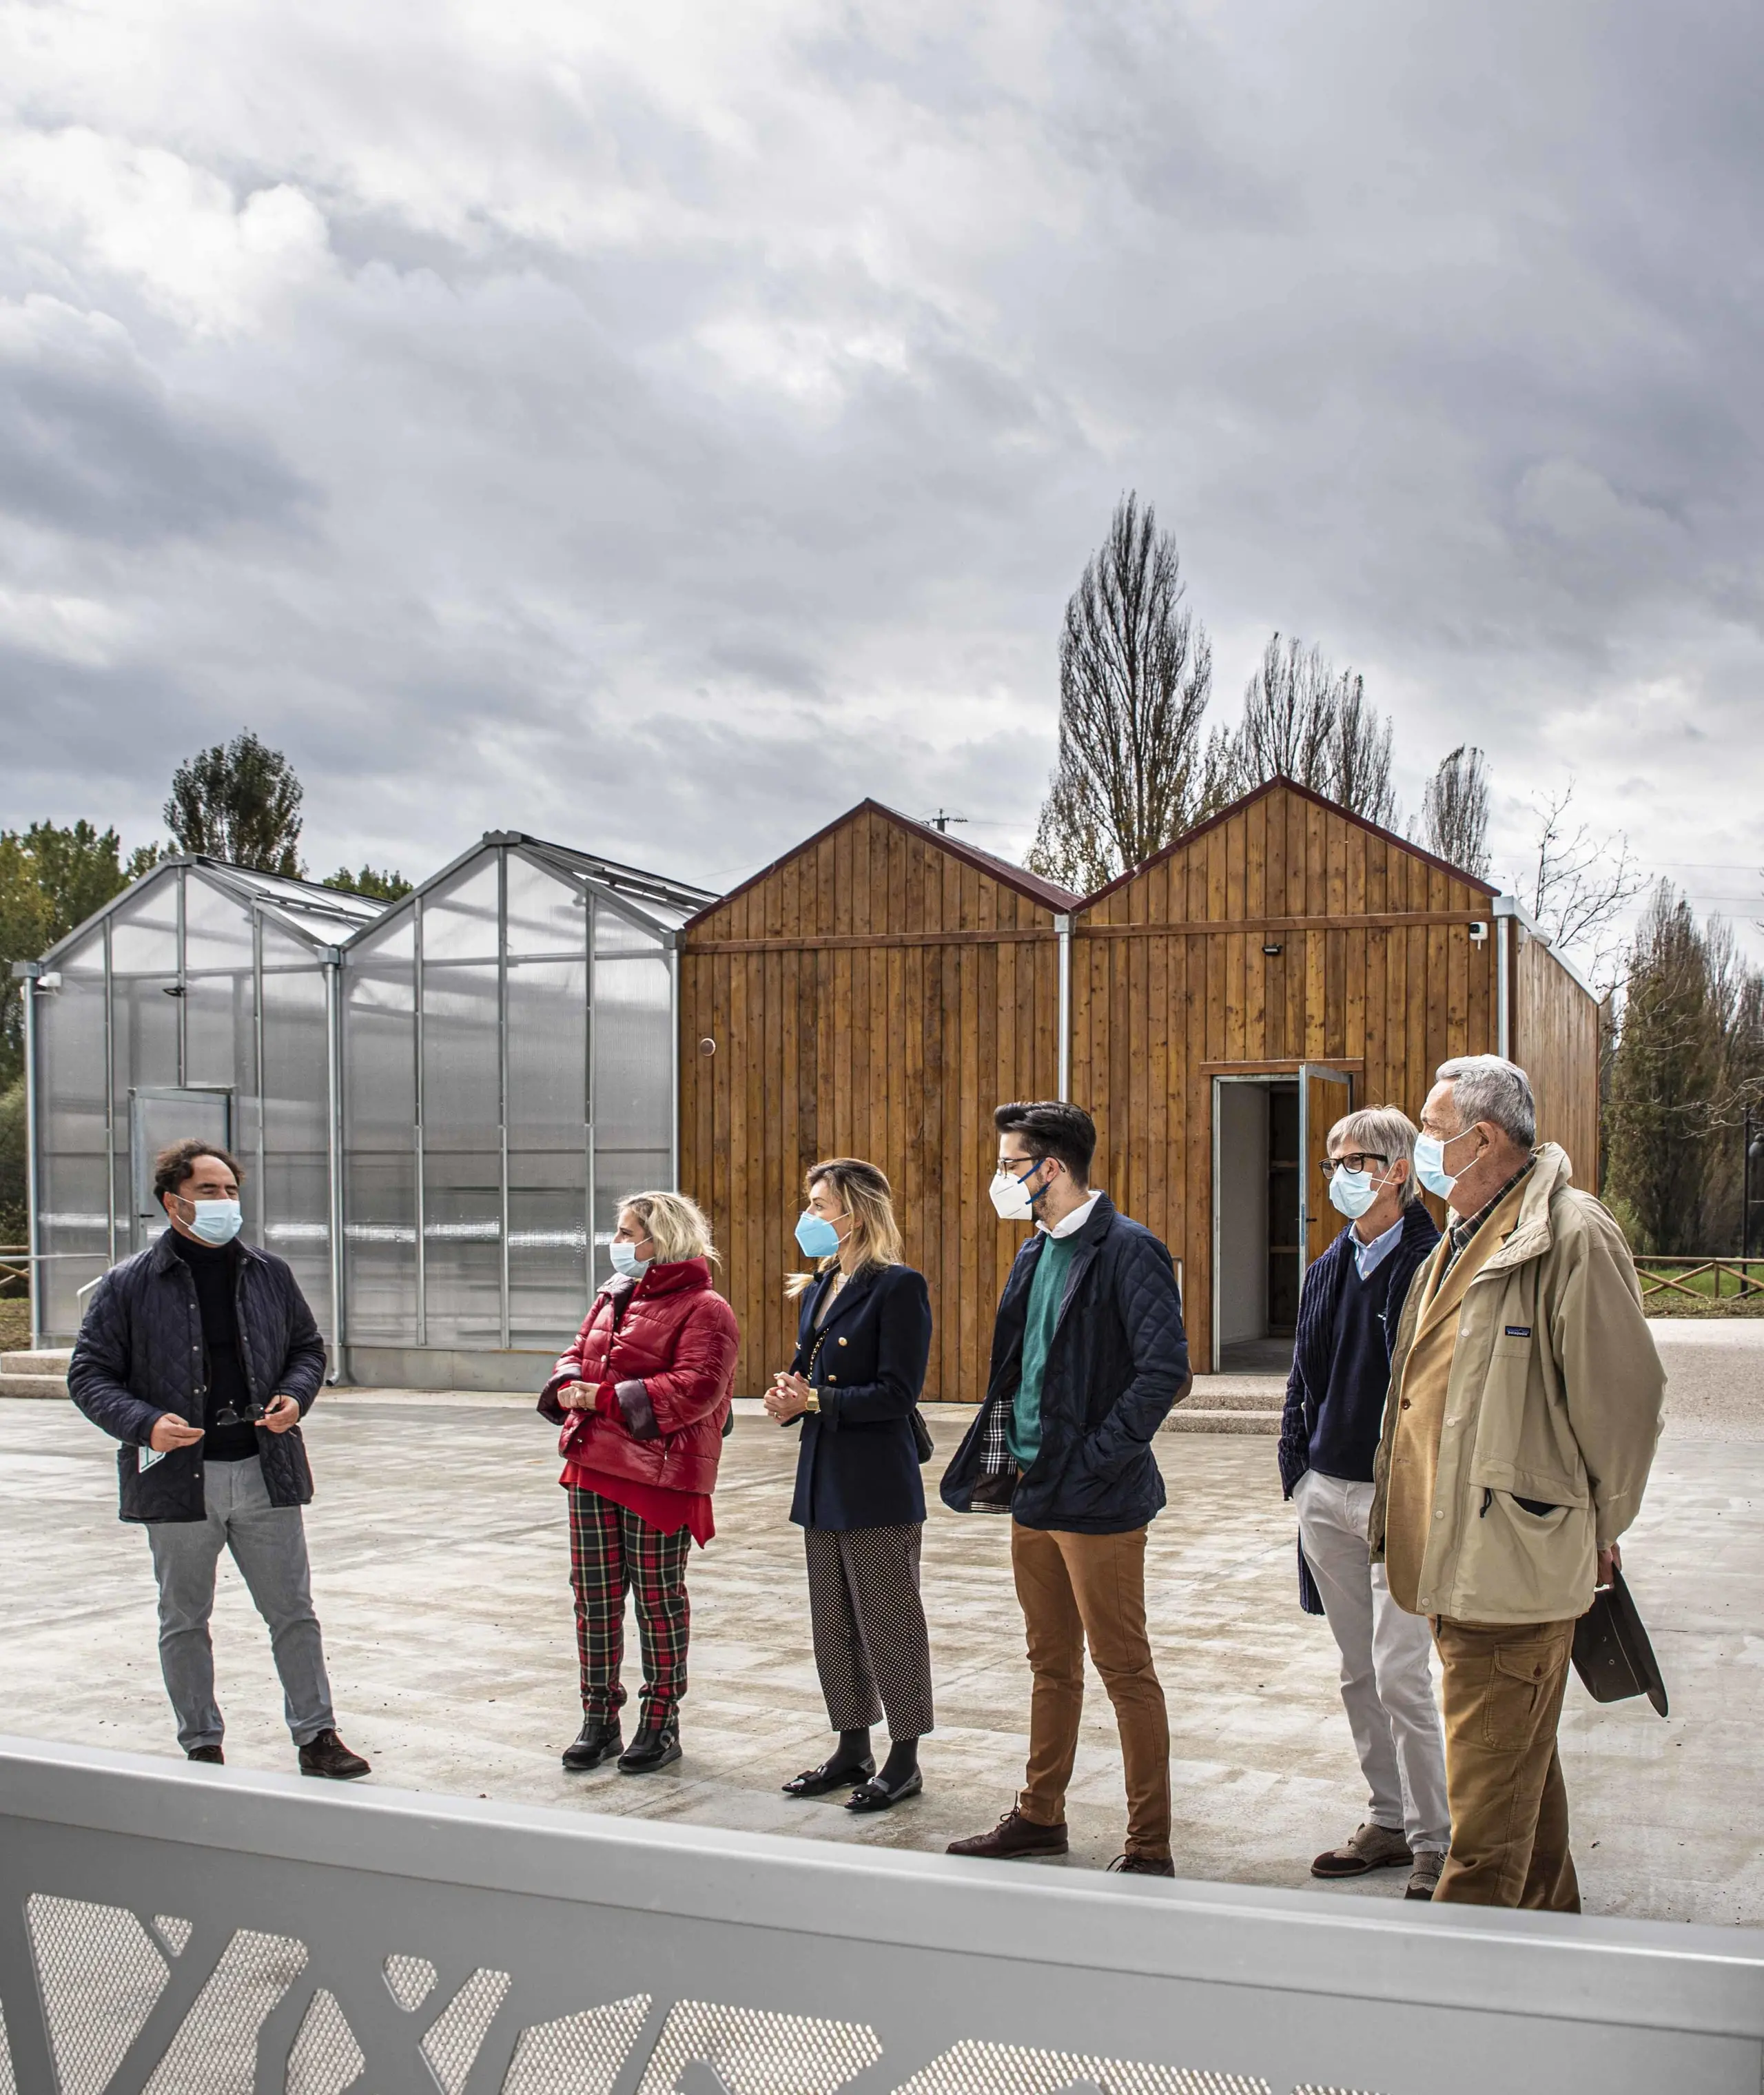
[1010,1520,1171,1861]
[1432,1615,1581,1910]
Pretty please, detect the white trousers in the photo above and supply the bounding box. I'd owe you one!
[1293,1468,1450,1853]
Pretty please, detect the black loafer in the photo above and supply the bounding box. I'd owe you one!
[185,1744,224,1765]
[846,1768,923,1814]
[562,1719,622,1772]
[784,1757,876,1797]
[617,1726,681,1775]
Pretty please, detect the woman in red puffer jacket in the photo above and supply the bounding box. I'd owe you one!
[537,1190,739,1777]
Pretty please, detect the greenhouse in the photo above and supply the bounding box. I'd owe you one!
[18,833,710,1390]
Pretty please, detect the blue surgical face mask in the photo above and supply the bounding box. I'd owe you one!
[1327,1167,1377,1220]
[609,1240,651,1280]
[183,1197,242,1247]
[1414,1128,1477,1201]
[794,1210,843,1260]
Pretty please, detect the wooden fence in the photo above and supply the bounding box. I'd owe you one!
[1634,1257,1764,1304]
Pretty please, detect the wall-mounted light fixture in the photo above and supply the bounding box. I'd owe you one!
[1468,921,1489,944]
[1262,942,1283,957]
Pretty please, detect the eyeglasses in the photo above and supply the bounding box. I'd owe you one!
[1318,1153,1390,1178]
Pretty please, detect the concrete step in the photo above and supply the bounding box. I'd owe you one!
[1,1350,71,1376]
[1164,1407,1281,1435]
[0,1371,69,1400]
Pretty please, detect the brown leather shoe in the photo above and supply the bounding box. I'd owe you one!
[298,1730,371,1781]
[1108,1852,1176,1877]
[947,1809,1069,1860]
[1311,1823,1411,1878]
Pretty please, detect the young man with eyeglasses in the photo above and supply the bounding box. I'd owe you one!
[68,1140,369,1779]
[941,1101,1189,1874]
[1278,1106,1446,1898]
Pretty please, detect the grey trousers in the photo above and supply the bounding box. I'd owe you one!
[145,1455,336,1752]
[1293,1468,1450,1853]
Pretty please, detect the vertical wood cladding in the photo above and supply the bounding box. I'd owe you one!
[1512,926,1603,1196]
[681,780,1602,1397]
[679,802,1071,1402]
[1071,780,1507,1373]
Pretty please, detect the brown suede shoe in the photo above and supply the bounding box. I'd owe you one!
[1107,1852,1176,1877]
[947,1809,1069,1861]
[298,1730,371,1781]
[1405,1849,1446,1901]
[1311,1823,1411,1879]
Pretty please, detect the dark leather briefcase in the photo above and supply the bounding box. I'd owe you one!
[1572,1566,1668,1717]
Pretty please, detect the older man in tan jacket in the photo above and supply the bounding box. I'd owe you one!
[1370,1054,1664,1911]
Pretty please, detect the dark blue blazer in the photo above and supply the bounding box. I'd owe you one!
[787,1263,932,1531]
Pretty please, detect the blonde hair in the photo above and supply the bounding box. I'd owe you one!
[783,1157,905,1299]
[619,1190,719,1267]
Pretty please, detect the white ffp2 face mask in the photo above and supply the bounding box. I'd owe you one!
[989,1164,1040,1221]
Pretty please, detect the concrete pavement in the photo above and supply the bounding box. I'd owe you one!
[1,1320,1758,1925]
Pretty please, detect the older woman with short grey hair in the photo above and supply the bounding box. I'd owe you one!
[1278,1103,1448,1900]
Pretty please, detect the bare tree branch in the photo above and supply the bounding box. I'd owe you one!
[1416,745,1491,879]
[1525,779,1645,989]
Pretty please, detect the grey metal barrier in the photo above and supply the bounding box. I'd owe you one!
[1,1737,1762,2095]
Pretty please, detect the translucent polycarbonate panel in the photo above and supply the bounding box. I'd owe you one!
[592,947,670,1290]
[507,959,587,1152]
[260,925,331,1330]
[509,1163,589,1348]
[506,852,586,957]
[342,930,417,1344]
[109,880,180,1105]
[182,870,256,975]
[421,959,500,1345]
[34,934,111,1335]
[593,901,664,957]
[422,1151,501,1345]
[362,908,415,963]
[420,858,500,962]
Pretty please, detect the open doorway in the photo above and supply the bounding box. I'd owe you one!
[1212,1076,1300,1374]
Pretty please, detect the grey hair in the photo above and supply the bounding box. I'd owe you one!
[1327,1106,1424,1206]
[1435,1055,1537,1149]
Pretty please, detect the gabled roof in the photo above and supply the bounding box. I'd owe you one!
[684,799,1081,930]
[346,830,717,945]
[39,854,387,963]
[1079,775,1500,910]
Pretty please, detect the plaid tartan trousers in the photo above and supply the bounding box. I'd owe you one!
[567,1487,693,1733]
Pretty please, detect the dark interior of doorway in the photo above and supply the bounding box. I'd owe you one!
[1217,1078,1300,1375]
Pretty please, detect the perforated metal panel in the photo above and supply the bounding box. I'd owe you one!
[286,1989,365,2095]
[0,1997,17,2095]
[500,1993,651,2095]
[154,1916,194,1957]
[637,2003,882,2095]
[891,2044,1272,2095]
[1292,2087,1380,2094]
[384,1954,439,2012]
[142,1930,308,2095]
[26,1894,170,2095]
[422,1968,512,2095]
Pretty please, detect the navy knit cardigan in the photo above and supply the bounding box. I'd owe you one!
[1278,1203,1440,1613]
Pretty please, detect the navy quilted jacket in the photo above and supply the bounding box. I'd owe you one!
[941,1194,1191,1533]
[68,1231,326,1523]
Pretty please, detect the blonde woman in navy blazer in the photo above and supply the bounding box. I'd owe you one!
[765,1158,934,1812]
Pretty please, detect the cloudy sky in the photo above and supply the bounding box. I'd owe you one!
[3,0,1760,961]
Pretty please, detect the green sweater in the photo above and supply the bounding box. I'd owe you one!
[1007,1234,1078,1468]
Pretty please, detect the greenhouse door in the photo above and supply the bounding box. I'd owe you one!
[130,1087,234,1247]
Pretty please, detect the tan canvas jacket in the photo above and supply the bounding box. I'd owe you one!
[1369,1143,1666,1625]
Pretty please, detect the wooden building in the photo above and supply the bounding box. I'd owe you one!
[679,780,1603,1397]
[1071,778,1602,1372]
[677,801,1080,1403]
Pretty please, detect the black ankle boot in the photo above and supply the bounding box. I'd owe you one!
[562,1718,622,1772]
[618,1723,681,1774]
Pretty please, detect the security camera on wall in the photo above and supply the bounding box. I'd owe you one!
[1468,921,1489,943]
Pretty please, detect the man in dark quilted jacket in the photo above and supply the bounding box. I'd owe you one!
[68,1139,369,1779]
[943,1101,1190,1874]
